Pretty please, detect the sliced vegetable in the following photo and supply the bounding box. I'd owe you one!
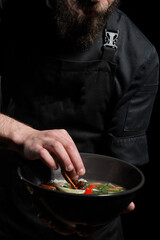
[85,185,97,194]
[57,186,85,194]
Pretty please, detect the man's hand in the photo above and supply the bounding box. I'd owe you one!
[122,202,135,214]
[0,114,85,179]
[22,129,85,179]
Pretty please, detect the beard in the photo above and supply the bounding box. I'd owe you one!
[48,0,119,49]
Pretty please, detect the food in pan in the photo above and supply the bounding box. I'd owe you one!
[40,179,126,195]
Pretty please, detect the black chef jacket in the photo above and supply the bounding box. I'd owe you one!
[0,0,159,240]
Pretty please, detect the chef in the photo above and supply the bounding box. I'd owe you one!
[0,0,159,239]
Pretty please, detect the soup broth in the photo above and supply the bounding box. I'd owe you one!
[40,179,126,195]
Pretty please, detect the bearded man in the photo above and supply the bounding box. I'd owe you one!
[0,0,159,239]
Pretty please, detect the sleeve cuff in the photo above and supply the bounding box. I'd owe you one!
[107,133,149,166]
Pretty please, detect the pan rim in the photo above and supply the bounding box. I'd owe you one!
[17,152,145,199]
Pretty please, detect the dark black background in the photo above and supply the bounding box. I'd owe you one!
[1,1,159,239]
[120,0,159,239]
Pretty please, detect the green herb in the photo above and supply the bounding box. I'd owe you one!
[64,183,70,188]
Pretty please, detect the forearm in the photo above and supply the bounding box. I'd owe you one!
[0,113,34,152]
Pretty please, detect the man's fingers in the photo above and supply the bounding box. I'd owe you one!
[122,202,135,214]
[44,141,75,172]
[127,202,135,212]
[42,131,85,177]
[40,143,84,179]
[39,148,58,170]
[57,130,85,176]
[64,143,85,176]
[24,129,85,178]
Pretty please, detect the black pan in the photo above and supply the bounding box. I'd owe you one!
[17,153,144,226]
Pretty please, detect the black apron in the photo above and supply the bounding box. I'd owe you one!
[12,50,115,153]
[1,18,124,239]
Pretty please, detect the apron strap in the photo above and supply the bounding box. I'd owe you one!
[102,10,119,63]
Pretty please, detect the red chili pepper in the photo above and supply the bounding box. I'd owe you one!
[85,185,96,194]
[85,188,92,194]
